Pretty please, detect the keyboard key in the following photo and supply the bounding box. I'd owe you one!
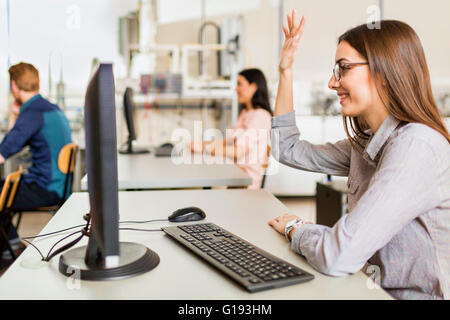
[249,278,261,284]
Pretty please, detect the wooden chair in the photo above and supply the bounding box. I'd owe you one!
[14,143,78,230]
[0,166,23,260]
[260,145,271,189]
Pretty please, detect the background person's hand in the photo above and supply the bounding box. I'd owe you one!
[279,9,306,73]
[204,140,225,155]
[7,100,22,131]
[10,100,21,117]
[189,140,204,153]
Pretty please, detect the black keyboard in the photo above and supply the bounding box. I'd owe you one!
[162,222,314,293]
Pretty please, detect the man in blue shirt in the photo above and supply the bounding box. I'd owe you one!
[0,62,72,263]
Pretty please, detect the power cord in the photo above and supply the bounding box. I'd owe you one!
[20,216,168,262]
[21,218,169,241]
[21,213,91,262]
[119,227,163,232]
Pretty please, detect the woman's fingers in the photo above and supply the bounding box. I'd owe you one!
[268,219,278,228]
[291,9,297,32]
[287,14,293,32]
[285,10,305,41]
[293,15,306,40]
[282,25,289,39]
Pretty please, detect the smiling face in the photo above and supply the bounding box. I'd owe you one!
[328,41,382,118]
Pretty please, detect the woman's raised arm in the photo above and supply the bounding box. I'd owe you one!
[274,9,305,117]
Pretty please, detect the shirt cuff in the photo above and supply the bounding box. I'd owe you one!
[271,111,296,128]
[290,224,311,256]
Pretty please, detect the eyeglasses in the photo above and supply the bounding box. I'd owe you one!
[332,61,369,81]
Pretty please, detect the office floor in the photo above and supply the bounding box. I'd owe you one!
[0,197,316,277]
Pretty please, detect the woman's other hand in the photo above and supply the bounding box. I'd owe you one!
[279,9,306,73]
[189,140,215,153]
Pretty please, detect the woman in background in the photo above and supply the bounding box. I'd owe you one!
[190,68,272,189]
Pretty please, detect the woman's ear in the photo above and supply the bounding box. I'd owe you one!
[250,83,258,95]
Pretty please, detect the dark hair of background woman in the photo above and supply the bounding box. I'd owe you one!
[238,68,273,116]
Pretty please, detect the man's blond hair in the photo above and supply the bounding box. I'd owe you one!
[8,62,40,92]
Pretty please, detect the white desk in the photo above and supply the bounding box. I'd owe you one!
[80,152,252,190]
[0,190,392,300]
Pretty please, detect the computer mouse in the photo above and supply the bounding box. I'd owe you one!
[168,206,206,222]
[160,142,174,148]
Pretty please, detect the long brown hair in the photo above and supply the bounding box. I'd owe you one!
[338,20,450,151]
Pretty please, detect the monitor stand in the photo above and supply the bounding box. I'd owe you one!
[58,242,160,281]
[118,140,150,155]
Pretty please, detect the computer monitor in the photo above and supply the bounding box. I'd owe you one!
[118,87,150,154]
[59,64,159,281]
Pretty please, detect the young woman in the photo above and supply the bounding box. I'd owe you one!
[191,68,272,189]
[268,10,449,300]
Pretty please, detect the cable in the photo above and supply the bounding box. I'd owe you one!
[21,224,86,241]
[21,216,166,262]
[20,213,91,262]
[45,230,82,261]
[119,227,163,232]
[21,238,45,261]
[120,218,168,224]
[21,218,168,241]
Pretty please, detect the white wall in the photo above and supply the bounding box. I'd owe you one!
[1,0,140,112]
[0,0,10,115]
[1,0,449,116]
[384,0,450,85]
[157,0,263,24]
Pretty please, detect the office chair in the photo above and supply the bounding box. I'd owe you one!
[14,143,78,231]
[0,166,23,261]
[260,145,271,189]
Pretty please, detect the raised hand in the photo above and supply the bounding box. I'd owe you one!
[279,9,306,73]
